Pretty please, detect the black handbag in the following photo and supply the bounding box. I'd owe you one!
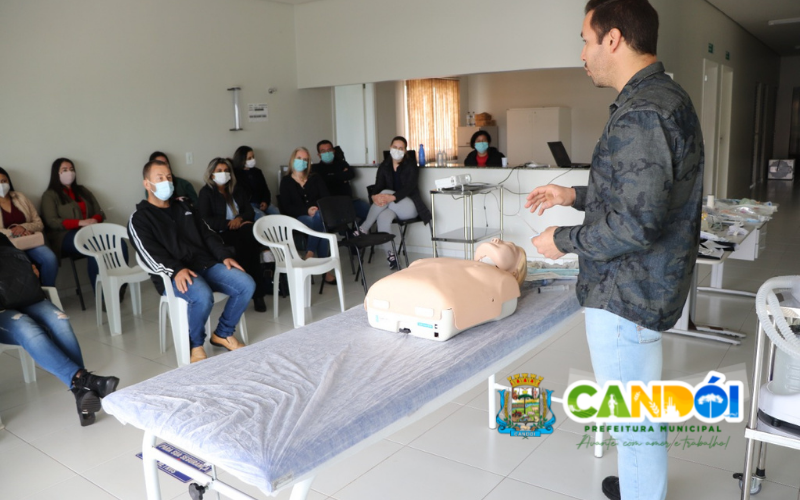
[0,244,47,310]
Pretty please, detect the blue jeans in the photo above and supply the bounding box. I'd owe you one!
[0,300,84,387]
[26,245,59,287]
[170,264,255,348]
[297,212,329,257]
[585,307,667,500]
[61,229,129,292]
[251,202,280,221]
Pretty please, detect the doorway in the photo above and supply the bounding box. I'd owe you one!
[700,59,733,198]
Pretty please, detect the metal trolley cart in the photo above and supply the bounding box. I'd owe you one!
[430,183,503,259]
[737,276,800,498]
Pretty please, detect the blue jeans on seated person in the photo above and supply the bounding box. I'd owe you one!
[585,307,667,500]
[26,245,59,287]
[170,263,255,348]
[251,202,280,221]
[61,229,130,292]
[0,300,84,387]
[297,211,329,257]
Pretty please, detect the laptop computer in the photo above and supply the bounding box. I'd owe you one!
[547,141,591,168]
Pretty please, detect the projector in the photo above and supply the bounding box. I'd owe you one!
[435,174,472,190]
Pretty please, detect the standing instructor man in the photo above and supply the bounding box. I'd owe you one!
[526,1,704,499]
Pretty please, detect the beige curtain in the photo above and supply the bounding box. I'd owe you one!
[406,79,459,160]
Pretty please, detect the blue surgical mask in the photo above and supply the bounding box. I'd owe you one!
[320,151,335,163]
[149,180,174,201]
[293,158,308,172]
[475,142,489,154]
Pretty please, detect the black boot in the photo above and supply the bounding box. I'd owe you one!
[73,370,120,398]
[602,476,621,500]
[253,295,267,313]
[72,388,101,427]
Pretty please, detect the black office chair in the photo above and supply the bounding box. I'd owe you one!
[318,196,399,293]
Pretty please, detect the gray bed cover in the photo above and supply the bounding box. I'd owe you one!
[102,286,580,494]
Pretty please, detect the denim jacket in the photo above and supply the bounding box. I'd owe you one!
[553,62,704,332]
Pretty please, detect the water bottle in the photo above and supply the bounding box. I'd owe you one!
[436,150,445,166]
[418,144,426,166]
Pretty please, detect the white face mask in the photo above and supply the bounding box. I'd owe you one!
[245,158,256,169]
[60,171,76,186]
[0,183,10,197]
[213,172,231,185]
[390,148,405,161]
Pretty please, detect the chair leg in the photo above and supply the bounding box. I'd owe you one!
[354,247,369,293]
[400,224,410,267]
[159,300,168,354]
[106,279,123,336]
[390,240,401,270]
[334,265,345,313]
[95,278,104,327]
[273,270,281,320]
[173,300,191,367]
[69,257,86,311]
[131,282,143,316]
[19,350,37,383]
[238,314,249,344]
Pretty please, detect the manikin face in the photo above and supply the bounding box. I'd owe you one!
[581,11,612,89]
[473,238,522,274]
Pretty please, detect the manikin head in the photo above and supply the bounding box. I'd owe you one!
[474,238,527,286]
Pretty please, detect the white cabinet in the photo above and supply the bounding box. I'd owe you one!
[456,126,498,164]
[506,107,571,167]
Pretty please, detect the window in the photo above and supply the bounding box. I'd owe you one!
[405,79,460,160]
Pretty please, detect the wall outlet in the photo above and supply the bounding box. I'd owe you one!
[186,152,193,165]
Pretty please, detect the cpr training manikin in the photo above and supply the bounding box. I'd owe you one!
[365,238,527,340]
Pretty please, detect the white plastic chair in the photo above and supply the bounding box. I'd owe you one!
[74,223,149,336]
[253,215,345,327]
[135,253,249,367]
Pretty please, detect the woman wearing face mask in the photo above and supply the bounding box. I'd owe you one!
[354,136,431,270]
[197,157,268,312]
[279,147,336,284]
[41,158,125,294]
[464,130,505,167]
[232,145,279,220]
[0,168,59,286]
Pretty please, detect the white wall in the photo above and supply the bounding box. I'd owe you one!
[0,0,333,228]
[774,56,800,159]
[465,69,617,164]
[294,0,586,88]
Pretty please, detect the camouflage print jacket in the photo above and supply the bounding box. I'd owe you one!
[553,62,704,332]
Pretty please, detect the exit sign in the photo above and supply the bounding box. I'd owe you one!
[708,43,714,54]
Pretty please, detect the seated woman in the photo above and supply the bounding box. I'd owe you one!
[197,157,268,312]
[147,151,198,205]
[356,136,431,270]
[41,158,128,295]
[0,233,120,426]
[278,147,335,284]
[464,130,505,167]
[232,145,279,219]
[365,238,527,340]
[0,167,58,286]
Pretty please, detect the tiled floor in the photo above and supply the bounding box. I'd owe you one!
[2,180,800,499]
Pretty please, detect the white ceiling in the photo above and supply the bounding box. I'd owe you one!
[706,0,800,56]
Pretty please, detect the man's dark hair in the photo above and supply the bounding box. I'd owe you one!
[143,160,169,180]
[585,0,658,56]
[316,140,333,153]
[149,151,170,166]
[469,130,492,149]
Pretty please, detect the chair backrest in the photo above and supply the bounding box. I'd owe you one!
[317,196,357,234]
[74,223,132,278]
[252,215,310,269]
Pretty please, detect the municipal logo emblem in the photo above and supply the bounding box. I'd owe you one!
[496,373,555,437]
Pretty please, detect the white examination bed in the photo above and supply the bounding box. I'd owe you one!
[102,284,580,499]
